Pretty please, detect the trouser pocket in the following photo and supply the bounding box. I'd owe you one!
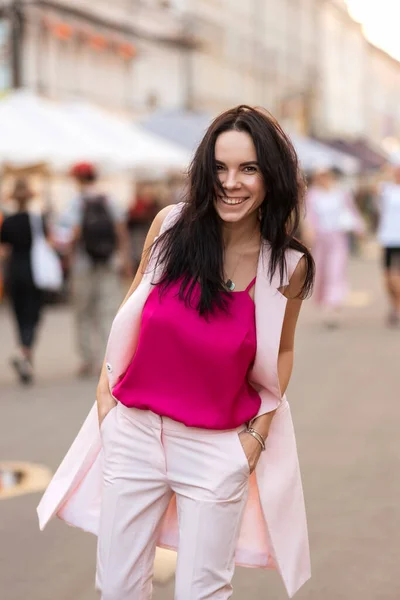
[232,429,250,476]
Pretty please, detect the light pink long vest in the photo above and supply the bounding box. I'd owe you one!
[37,204,311,598]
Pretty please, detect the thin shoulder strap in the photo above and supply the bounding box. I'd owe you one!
[245,276,257,293]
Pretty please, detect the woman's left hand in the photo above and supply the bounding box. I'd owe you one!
[239,431,263,474]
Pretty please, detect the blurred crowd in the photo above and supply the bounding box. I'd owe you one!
[0,158,399,386]
[0,164,186,385]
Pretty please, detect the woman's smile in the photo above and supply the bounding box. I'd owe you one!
[218,196,250,206]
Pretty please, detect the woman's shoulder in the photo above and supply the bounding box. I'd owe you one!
[143,203,184,247]
[285,247,306,282]
[260,242,306,289]
[153,204,177,227]
[0,212,30,244]
[2,211,29,230]
[157,202,185,234]
[262,241,304,262]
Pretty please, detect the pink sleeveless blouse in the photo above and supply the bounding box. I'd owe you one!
[112,278,261,430]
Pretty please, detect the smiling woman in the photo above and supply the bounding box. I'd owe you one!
[38,105,315,600]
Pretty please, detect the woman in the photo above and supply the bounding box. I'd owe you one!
[376,164,400,326]
[38,106,314,599]
[0,179,45,384]
[304,166,364,327]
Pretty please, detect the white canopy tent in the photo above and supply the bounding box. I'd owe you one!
[65,102,192,171]
[290,133,360,175]
[0,91,359,179]
[0,91,190,172]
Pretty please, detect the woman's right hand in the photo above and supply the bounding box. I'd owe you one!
[96,383,117,428]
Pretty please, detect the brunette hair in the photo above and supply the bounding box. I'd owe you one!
[152,105,314,315]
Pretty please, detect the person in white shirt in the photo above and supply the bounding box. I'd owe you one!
[377,165,400,326]
[303,166,365,327]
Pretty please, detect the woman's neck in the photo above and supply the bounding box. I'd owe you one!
[222,215,261,250]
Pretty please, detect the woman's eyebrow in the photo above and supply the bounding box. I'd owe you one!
[215,160,259,166]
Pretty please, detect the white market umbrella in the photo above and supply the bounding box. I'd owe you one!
[0,91,190,172]
[66,102,191,170]
[0,91,113,170]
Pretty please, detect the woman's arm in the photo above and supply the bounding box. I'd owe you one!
[250,257,307,440]
[96,205,175,424]
[240,257,307,473]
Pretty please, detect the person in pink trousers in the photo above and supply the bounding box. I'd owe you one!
[303,167,365,327]
[37,106,315,599]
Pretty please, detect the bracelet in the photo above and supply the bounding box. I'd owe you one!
[246,428,266,451]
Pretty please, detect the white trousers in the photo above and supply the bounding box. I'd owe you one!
[96,402,250,600]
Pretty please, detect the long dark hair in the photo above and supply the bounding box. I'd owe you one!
[152,105,314,315]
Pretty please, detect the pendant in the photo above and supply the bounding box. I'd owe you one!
[226,279,235,291]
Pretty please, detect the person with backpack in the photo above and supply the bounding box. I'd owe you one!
[65,163,131,377]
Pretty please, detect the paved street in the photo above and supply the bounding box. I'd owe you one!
[1,245,399,600]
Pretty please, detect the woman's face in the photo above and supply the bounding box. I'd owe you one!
[214,130,266,224]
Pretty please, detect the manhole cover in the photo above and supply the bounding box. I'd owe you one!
[0,461,52,499]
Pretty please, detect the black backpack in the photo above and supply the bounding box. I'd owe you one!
[81,195,117,263]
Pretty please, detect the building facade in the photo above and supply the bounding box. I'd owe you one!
[0,0,400,150]
[313,0,368,139]
[0,0,193,113]
[365,43,400,149]
[187,0,400,149]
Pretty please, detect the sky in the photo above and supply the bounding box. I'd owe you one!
[345,0,400,61]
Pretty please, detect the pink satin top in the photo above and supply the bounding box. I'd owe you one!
[112,278,261,430]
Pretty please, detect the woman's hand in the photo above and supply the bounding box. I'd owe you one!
[96,385,117,428]
[239,431,263,474]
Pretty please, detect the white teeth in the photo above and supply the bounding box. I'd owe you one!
[220,197,247,205]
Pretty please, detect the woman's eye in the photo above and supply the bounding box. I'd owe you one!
[244,166,256,173]
[215,164,224,171]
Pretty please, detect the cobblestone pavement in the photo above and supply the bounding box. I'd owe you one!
[1,245,399,600]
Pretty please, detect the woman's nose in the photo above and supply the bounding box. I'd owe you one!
[223,170,241,190]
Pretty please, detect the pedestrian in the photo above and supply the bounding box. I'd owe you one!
[38,105,315,599]
[376,163,400,326]
[303,165,365,327]
[63,162,131,377]
[126,181,159,272]
[0,203,6,303]
[0,179,45,384]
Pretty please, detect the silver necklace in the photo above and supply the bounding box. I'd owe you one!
[225,250,242,291]
[224,234,257,291]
